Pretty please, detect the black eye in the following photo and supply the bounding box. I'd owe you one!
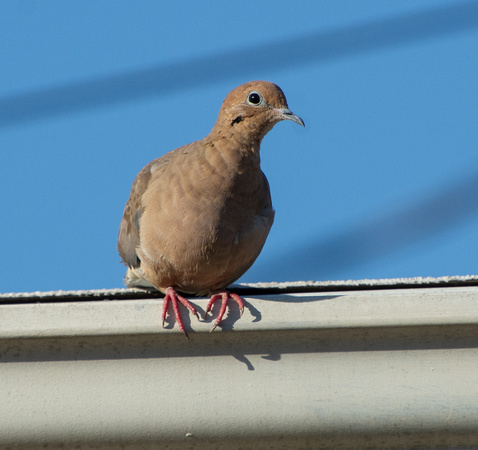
[247,91,263,105]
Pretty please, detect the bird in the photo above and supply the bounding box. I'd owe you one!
[117,80,304,337]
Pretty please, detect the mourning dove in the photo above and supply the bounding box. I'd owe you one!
[118,81,304,337]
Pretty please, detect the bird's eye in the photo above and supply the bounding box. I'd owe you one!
[247,91,263,106]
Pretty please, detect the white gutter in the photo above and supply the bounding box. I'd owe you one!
[1,278,478,448]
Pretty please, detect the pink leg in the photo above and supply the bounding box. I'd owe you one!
[162,286,199,339]
[205,291,245,332]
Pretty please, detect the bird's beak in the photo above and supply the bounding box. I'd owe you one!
[276,108,305,127]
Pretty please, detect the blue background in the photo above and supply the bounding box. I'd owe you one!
[1,0,477,293]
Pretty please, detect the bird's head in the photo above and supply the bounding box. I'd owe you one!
[210,81,304,144]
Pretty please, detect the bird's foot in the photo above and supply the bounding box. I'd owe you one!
[205,291,245,332]
[162,287,199,339]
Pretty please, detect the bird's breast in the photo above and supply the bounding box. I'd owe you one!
[136,144,273,293]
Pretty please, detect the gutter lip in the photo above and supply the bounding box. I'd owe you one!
[1,285,478,340]
[1,274,478,304]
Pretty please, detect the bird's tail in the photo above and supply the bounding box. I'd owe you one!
[123,267,157,290]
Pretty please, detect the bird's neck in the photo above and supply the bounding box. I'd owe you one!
[199,133,265,191]
[208,113,275,148]
[206,125,265,164]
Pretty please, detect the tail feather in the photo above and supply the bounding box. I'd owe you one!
[123,267,157,290]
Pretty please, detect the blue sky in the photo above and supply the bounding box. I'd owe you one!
[1,0,478,293]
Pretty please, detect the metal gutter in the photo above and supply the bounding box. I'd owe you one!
[1,277,478,449]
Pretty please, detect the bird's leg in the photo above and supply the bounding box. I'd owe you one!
[205,291,245,332]
[162,286,199,339]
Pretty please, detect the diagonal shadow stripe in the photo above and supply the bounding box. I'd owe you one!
[251,172,478,281]
[1,1,478,127]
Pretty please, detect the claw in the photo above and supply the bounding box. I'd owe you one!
[205,291,245,332]
[204,294,222,319]
[161,287,199,338]
[229,292,245,317]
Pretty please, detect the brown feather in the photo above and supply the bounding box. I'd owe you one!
[117,81,303,296]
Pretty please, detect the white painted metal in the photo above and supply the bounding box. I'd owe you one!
[1,286,478,448]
